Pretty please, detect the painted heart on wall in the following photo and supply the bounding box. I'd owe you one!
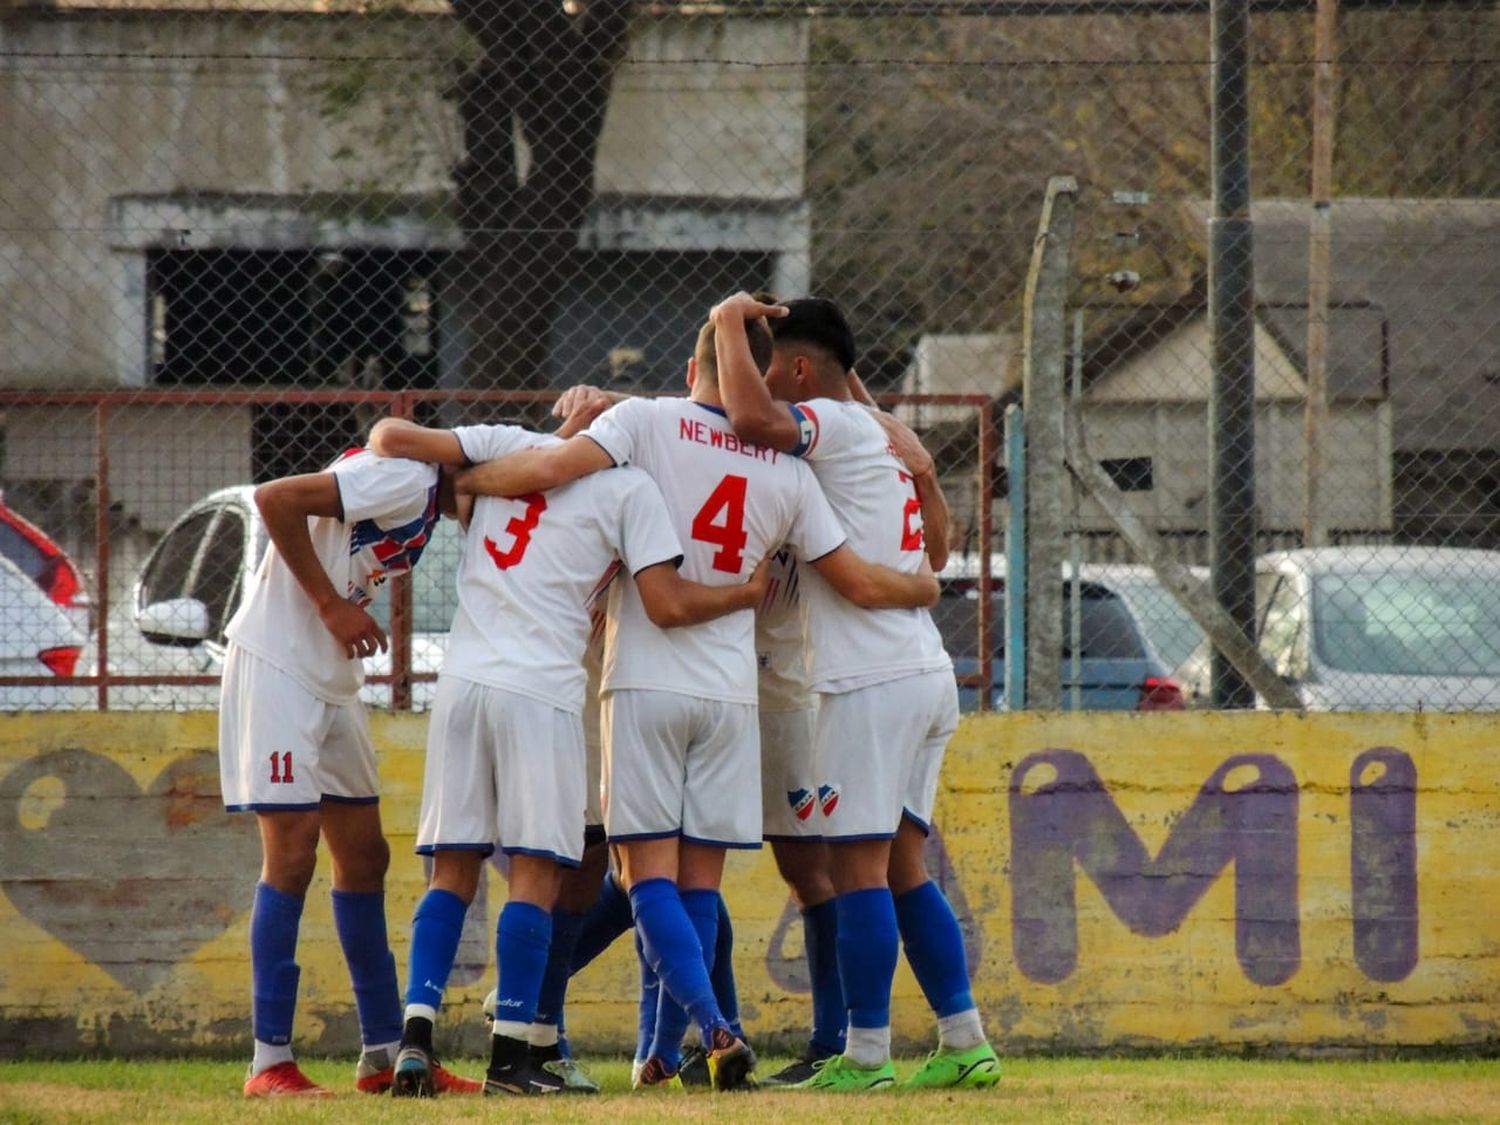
[0,748,259,993]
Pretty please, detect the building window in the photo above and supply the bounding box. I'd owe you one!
[146,248,444,387]
[1101,457,1154,492]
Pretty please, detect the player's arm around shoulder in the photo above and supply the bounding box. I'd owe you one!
[634,555,772,629]
[808,543,940,610]
[368,417,467,466]
[711,292,804,452]
[455,434,614,499]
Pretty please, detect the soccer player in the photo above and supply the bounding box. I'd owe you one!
[457,312,939,1090]
[367,416,766,1097]
[219,446,481,1098]
[713,292,1002,1091]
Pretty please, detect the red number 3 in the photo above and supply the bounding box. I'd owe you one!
[898,471,924,551]
[484,493,547,570]
[692,474,749,573]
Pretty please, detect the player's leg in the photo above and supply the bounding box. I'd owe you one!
[796,683,926,1092]
[646,841,725,1078]
[315,700,423,1096]
[527,709,611,1093]
[388,677,497,1096]
[220,646,333,1099]
[672,699,760,1090]
[889,673,999,1090]
[246,809,329,1096]
[483,690,585,1097]
[761,707,844,1084]
[531,829,608,1093]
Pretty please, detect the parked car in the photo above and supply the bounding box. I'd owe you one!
[1085,563,1209,675]
[109,486,461,709]
[1250,546,1500,711]
[0,554,92,711]
[0,494,91,634]
[934,555,1186,711]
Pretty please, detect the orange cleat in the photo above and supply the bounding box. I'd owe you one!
[356,1058,483,1096]
[243,1061,334,1098]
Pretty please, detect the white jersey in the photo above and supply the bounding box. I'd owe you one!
[442,423,684,713]
[226,450,439,704]
[787,398,952,692]
[584,397,846,705]
[756,548,811,713]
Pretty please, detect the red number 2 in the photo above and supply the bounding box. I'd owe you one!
[269,751,294,784]
[484,493,548,570]
[692,474,749,574]
[898,471,924,551]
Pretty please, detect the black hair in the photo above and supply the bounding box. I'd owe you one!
[770,297,857,373]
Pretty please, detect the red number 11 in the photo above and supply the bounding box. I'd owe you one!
[269,751,294,784]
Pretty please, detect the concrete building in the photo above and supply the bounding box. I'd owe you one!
[1,1,810,531]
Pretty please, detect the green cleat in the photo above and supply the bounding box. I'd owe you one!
[794,1054,897,1091]
[903,1042,1001,1089]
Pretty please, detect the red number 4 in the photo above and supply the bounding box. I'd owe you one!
[898,471,924,551]
[692,475,749,574]
[484,493,547,570]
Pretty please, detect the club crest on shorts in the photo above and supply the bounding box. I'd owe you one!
[818,783,840,817]
[787,787,816,821]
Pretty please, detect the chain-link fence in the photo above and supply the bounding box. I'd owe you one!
[3,0,1498,711]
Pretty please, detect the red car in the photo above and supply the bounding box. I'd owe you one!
[0,495,91,633]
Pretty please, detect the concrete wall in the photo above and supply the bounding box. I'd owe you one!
[1,711,1493,1057]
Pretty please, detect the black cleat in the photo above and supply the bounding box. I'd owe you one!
[761,1048,831,1088]
[390,1044,435,1098]
[483,1058,567,1096]
[678,1043,711,1087]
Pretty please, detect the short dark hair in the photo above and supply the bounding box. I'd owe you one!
[770,297,857,373]
[693,315,775,386]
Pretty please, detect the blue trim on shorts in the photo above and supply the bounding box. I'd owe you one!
[682,834,762,851]
[607,829,682,844]
[764,832,824,843]
[415,842,496,857]
[322,794,380,806]
[901,808,932,835]
[822,830,899,842]
[226,802,321,813]
[500,844,583,870]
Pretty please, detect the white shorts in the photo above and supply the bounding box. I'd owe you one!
[219,644,379,812]
[813,670,958,840]
[416,676,587,867]
[760,707,820,841]
[602,689,761,849]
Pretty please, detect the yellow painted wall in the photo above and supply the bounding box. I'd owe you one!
[0,711,1495,1056]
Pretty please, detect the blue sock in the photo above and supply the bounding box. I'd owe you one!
[650,889,720,1064]
[895,881,977,1017]
[634,930,659,1063]
[711,894,745,1040]
[835,888,899,1030]
[331,888,403,1047]
[250,882,304,1046]
[492,902,552,1033]
[804,898,847,1055]
[571,870,635,977]
[535,909,584,1030]
[403,888,469,1014]
[630,879,724,1041]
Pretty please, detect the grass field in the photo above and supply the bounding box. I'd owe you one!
[2,1056,1498,1123]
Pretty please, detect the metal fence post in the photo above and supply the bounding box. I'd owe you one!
[1210,0,1258,708]
[1004,403,1027,712]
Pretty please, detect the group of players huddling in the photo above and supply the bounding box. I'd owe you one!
[219,292,1000,1097]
